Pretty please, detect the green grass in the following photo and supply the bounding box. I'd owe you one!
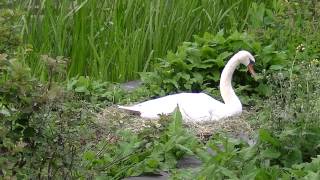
[21,0,271,82]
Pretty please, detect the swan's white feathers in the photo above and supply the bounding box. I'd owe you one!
[118,93,234,122]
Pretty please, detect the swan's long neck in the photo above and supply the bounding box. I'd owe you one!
[219,56,242,110]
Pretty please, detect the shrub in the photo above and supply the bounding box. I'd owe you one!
[0,54,97,178]
[0,7,22,53]
[141,31,287,102]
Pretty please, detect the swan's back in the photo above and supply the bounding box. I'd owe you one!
[123,93,180,118]
[119,93,230,122]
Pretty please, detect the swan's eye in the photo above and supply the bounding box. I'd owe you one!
[249,58,255,65]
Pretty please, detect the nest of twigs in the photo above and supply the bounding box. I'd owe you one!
[96,106,255,143]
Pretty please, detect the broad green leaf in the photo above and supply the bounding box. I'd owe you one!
[261,148,281,159]
[201,46,215,58]
[242,146,257,161]
[75,86,89,93]
[282,149,302,167]
[192,72,203,84]
[211,70,221,82]
[177,73,190,81]
[254,169,272,180]
[256,83,272,96]
[227,31,243,41]
[163,79,179,89]
[146,158,159,168]
[184,83,192,90]
[195,62,214,69]
[258,129,280,147]
[212,31,226,44]
[170,107,183,135]
[269,65,284,70]
[211,58,225,67]
[67,78,78,90]
[262,45,274,54]
[77,76,90,87]
[83,151,96,161]
[187,47,201,58]
[217,51,232,61]
[175,144,194,155]
[218,167,238,179]
[302,172,320,180]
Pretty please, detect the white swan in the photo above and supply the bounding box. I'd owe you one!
[118,50,256,122]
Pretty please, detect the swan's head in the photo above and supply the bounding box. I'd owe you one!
[236,50,256,76]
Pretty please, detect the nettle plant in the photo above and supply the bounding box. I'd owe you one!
[141,32,287,103]
[0,7,22,52]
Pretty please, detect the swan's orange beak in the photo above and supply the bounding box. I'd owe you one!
[247,63,256,76]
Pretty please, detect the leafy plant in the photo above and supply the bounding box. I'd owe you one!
[0,5,22,53]
[66,76,155,106]
[0,53,99,178]
[141,31,287,100]
[173,127,320,179]
[249,0,320,61]
[67,76,126,104]
[83,108,201,179]
[255,59,320,131]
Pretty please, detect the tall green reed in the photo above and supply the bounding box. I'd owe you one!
[21,0,269,82]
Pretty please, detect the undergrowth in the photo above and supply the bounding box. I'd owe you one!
[1,55,319,179]
[0,55,99,178]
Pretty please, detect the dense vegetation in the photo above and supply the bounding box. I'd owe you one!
[4,0,275,82]
[1,0,320,179]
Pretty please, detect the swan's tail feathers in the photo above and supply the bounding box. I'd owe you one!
[118,105,141,116]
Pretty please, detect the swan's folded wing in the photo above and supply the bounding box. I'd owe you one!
[177,93,226,122]
[118,94,181,118]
